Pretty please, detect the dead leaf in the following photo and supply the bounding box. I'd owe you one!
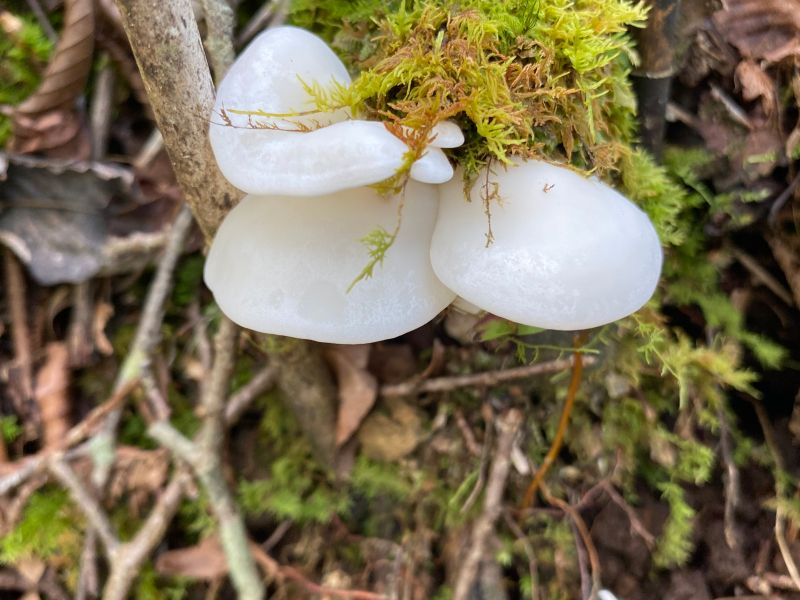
[155,536,229,580]
[107,446,169,513]
[735,60,776,115]
[11,0,95,154]
[34,343,70,448]
[713,0,800,63]
[0,152,139,285]
[324,344,378,447]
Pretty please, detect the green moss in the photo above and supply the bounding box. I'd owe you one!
[0,13,53,146]
[298,0,647,175]
[0,415,22,443]
[0,488,83,564]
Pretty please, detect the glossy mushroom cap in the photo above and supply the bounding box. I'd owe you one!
[204,182,457,343]
[430,159,663,330]
[209,26,460,195]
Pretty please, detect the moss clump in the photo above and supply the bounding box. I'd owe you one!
[0,12,53,146]
[298,0,647,180]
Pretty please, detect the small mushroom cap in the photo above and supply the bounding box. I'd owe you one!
[210,26,456,196]
[204,183,457,344]
[212,120,410,196]
[409,147,454,184]
[430,159,663,330]
[212,26,351,131]
[429,120,465,148]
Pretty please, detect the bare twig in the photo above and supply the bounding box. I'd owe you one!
[75,530,99,600]
[225,364,279,425]
[381,356,593,398]
[0,377,139,495]
[717,406,742,551]
[753,401,800,590]
[3,248,34,406]
[574,479,656,550]
[768,170,800,225]
[250,544,387,600]
[25,0,58,41]
[453,409,523,600]
[0,474,47,538]
[49,459,120,557]
[90,57,116,160]
[103,471,190,600]
[67,281,94,367]
[114,0,241,237]
[131,129,164,170]
[149,318,265,600]
[542,484,602,600]
[503,509,541,600]
[95,205,195,485]
[767,233,800,309]
[730,247,794,306]
[523,338,586,508]
[237,0,281,47]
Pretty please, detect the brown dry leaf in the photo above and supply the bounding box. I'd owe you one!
[713,0,800,63]
[734,60,776,115]
[324,344,378,447]
[93,300,115,355]
[33,342,70,447]
[107,446,169,513]
[11,0,95,154]
[155,536,229,580]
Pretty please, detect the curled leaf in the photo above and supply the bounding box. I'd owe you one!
[713,0,800,63]
[11,0,95,153]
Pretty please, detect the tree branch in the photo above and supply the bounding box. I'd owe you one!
[113,0,240,237]
[453,409,522,600]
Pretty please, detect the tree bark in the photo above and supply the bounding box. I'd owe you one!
[114,0,240,237]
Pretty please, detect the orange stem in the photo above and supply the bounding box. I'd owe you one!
[521,334,586,509]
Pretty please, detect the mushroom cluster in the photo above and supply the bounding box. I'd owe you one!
[204,26,663,344]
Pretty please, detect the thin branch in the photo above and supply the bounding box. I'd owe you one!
[753,401,800,590]
[381,356,594,398]
[0,377,139,495]
[250,544,387,600]
[237,0,282,47]
[75,530,99,600]
[103,471,190,600]
[453,409,523,600]
[542,484,602,600]
[48,459,120,558]
[717,406,742,551]
[199,316,239,449]
[147,318,264,600]
[523,338,586,508]
[147,422,196,464]
[114,0,241,236]
[95,205,195,487]
[503,509,541,600]
[3,248,34,405]
[225,364,279,425]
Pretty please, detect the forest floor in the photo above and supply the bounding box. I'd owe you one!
[1,0,800,599]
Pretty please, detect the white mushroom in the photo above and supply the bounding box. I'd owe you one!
[204,181,456,344]
[428,120,465,148]
[430,159,663,330]
[409,147,454,184]
[209,26,460,195]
